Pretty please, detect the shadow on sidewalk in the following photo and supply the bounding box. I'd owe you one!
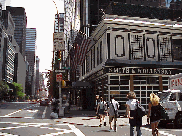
[63,105,97,118]
[64,109,96,118]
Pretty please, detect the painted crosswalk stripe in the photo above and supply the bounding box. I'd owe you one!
[142,127,176,136]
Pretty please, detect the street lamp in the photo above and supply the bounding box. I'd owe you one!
[52,0,64,117]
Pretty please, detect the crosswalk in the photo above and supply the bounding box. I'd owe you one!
[0,122,85,136]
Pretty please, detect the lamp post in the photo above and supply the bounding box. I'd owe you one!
[52,0,64,116]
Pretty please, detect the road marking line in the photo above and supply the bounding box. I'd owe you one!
[0,131,18,136]
[56,124,85,136]
[42,106,47,119]
[0,116,34,119]
[0,122,81,136]
[68,124,85,136]
[142,127,177,136]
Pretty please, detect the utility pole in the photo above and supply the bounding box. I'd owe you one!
[52,0,64,116]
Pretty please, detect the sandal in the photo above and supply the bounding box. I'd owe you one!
[154,128,158,136]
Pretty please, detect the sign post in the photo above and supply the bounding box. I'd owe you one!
[56,73,64,116]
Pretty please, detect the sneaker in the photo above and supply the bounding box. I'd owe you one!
[99,124,102,127]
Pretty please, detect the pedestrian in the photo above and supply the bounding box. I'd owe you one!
[96,97,107,127]
[126,91,142,136]
[95,95,100,119]
[147,93,161,136]
[107,96,119,131]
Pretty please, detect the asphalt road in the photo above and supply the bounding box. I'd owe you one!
[0,102,182,136]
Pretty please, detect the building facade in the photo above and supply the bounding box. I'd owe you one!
[77,14,182,112]
[0,0,6,10]
[25,28,36,97]
[1,10,16,83]
[6,6,27,59]
[35,56,39,98]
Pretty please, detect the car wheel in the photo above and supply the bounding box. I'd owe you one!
[175,114,182,128]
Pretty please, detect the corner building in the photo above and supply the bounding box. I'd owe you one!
[78,14,182,113]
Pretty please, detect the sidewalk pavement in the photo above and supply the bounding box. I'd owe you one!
[54,105,149,127]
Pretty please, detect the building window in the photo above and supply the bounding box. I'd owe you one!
[91,49,92,70]
[93,46,95,68]
[100,41,102,63]
[97,46,99,66]
[86,54,89,73]
[107,33,110,59]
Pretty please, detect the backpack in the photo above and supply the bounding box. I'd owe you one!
[111,100,119,118]
[136,101,146,118]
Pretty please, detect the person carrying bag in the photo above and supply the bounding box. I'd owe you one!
[107,96,119,132]
[126,92,142,136]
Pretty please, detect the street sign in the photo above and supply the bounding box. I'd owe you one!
[55,69,66,73]
[56,73,62,82]
[62,67,70,70]
[53,32,65,51]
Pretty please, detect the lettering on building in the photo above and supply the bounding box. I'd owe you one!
[106,67,172,75]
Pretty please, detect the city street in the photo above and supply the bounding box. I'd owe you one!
[0,102,182,136]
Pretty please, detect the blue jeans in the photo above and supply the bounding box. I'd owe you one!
[130,126,142,136]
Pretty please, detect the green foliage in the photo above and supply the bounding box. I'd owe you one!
[25,95,29,100]
[12,82,25,98]
[0,80,9,97]
[12,82,23,92]
[17,90,25,98]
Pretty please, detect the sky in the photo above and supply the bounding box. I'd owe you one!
[6,0,64,73]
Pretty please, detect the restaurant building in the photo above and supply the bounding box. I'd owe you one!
[74,14,182,113]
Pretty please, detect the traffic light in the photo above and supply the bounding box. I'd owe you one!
[62,80,66,87]
[58,51,61,61]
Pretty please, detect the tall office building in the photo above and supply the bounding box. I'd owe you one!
[54,13,64,33]
[0,0,5,10]
[35,56,40,98]
[6,6,27,59]
[1,10,16,83]
[25,28,36,97]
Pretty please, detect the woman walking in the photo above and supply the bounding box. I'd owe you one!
[96,97,107,127]
[126,91,142,136]
[147,93,161,136]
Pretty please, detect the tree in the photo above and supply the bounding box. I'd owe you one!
[17,90,25,99]
[12,82,25,100]
[0,80,9,99]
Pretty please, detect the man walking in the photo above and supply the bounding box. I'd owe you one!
[107,96,119,131]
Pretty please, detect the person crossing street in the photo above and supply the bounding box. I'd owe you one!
[96,97,107,127]
[107,96,119,131]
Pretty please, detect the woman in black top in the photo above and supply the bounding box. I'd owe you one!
[147,93,161,136]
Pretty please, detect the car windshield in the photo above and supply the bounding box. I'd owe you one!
[158,92,170,101]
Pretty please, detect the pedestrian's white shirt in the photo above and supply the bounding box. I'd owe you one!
[111,99,119,111]
[98,101,106,109]
[126,99,137,110]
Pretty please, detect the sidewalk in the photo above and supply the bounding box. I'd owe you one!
[55,105,148,127]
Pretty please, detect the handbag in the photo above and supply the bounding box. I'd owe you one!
[136,101,146,118]
[159,104,169,120]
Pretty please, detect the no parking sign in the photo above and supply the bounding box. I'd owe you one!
[56,73,62,82]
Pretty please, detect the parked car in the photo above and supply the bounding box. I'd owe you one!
[40,98,49,106]
[159,89,182,128]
